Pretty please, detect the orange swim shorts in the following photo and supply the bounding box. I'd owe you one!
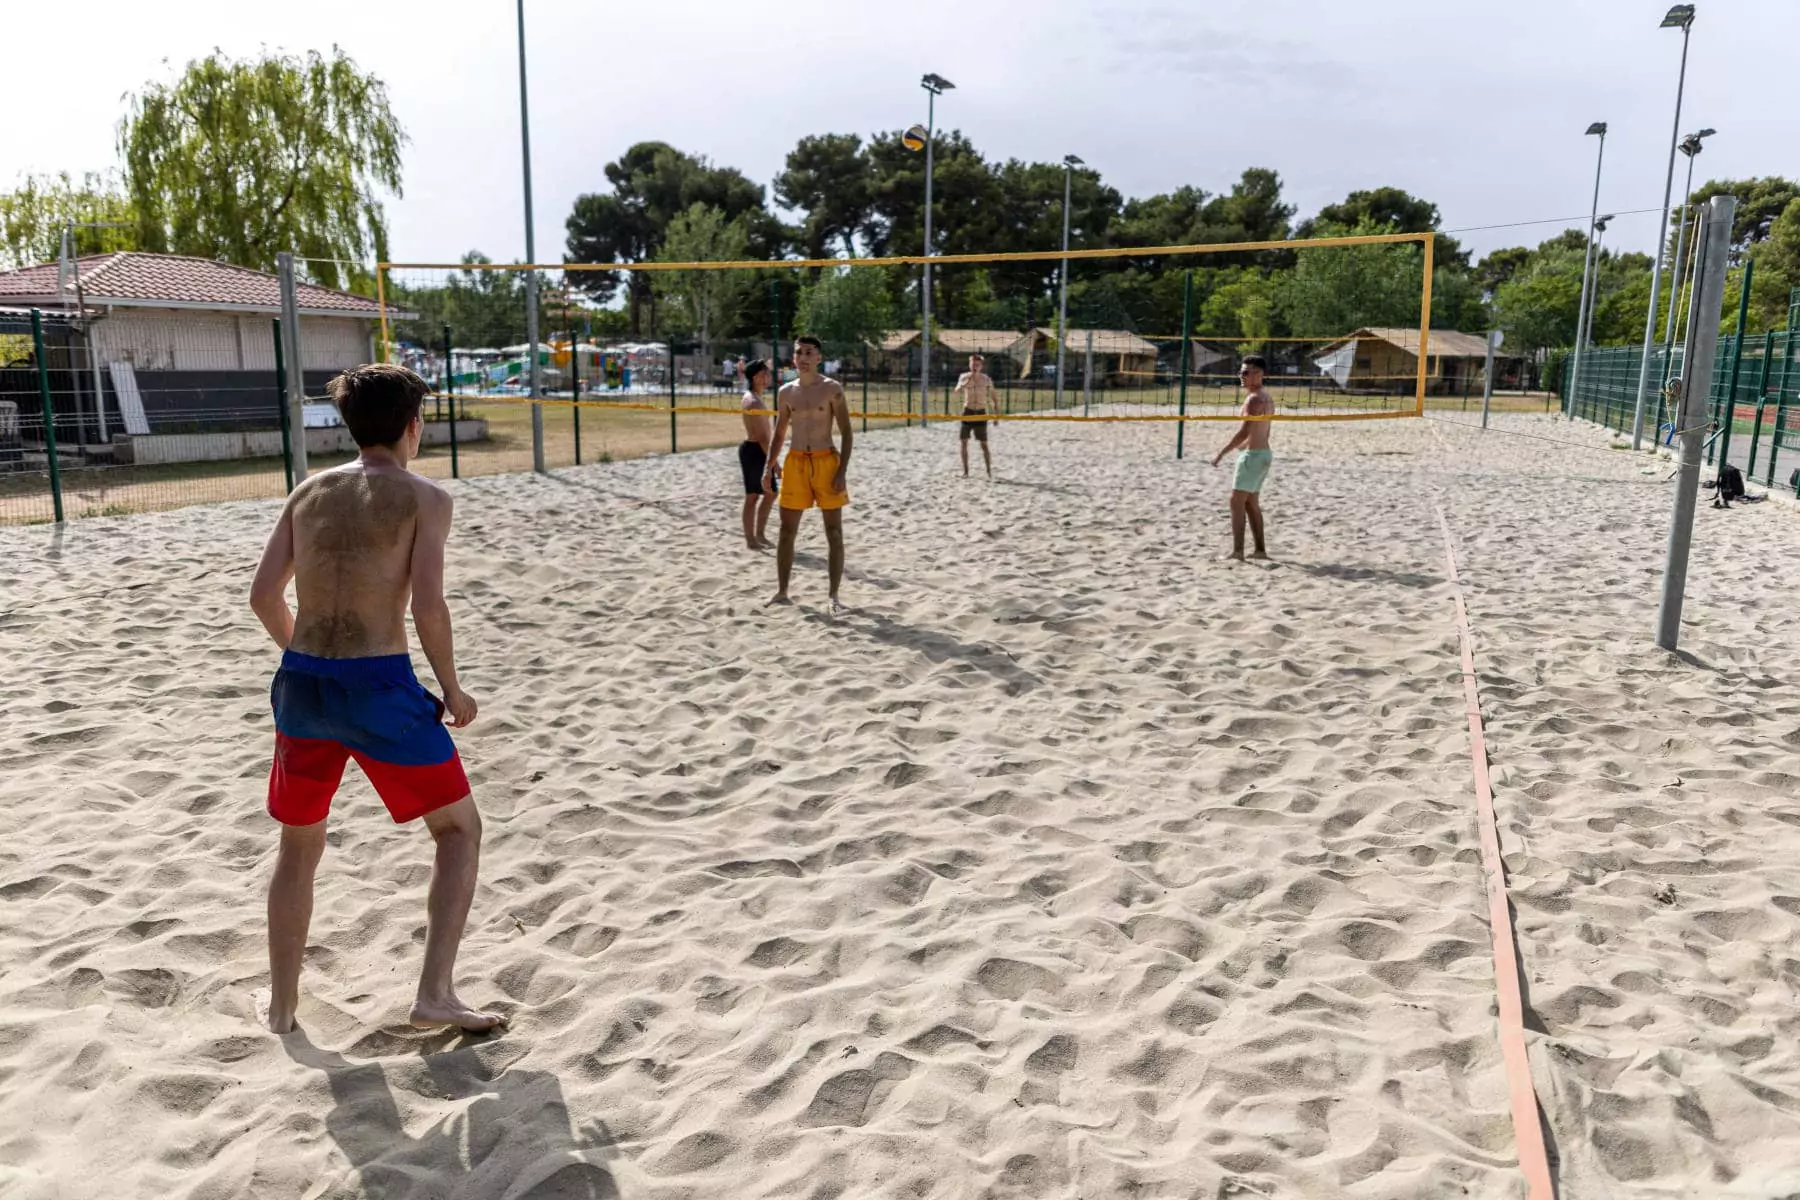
[779,448,848,511]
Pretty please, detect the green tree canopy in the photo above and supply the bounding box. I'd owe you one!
[650,203,754,358]
[795,264,899,353]
[1297,185,1467,268]
[1682,176,1800,253]
[565,142,778,334]
[1278,221,1426,337]
[0,172,137,269]
[119,47,404,291]
[1744,197,1800,331]
[389,251,527,351]
[775,134,872,261]
[1199,269,1277,342]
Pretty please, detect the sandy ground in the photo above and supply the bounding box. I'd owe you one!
[1,411,1797,1199]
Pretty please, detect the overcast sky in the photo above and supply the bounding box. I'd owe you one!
[5,0,1795,267]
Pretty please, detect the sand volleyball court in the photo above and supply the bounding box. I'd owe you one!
[3,412,1799,1198]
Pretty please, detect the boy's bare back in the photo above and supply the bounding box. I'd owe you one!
[286,465,450,659]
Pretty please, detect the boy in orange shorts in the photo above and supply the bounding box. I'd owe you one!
[763,335,854,612]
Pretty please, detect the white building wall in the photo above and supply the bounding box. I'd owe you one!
[89,308,372,372]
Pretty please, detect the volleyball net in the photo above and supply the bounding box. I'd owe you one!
[376,231,1438,464]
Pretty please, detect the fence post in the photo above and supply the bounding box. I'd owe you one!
[1176,271,1192,459]
[1481,331,1497,428]
[668,334,678,455]
[1771,326,1795,487]
[1659,195,1736,650]
[905,347,914,428]
[30,309,65,524]
[443,324,459,480]
[1082,329,1094,417]
[272,318,295,493]
[1746,330,1775,479]
[861,342,869,434]
[571,325,582,467]
[1714,259,1755,481]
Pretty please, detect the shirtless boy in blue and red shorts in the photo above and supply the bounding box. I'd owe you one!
[249,363,502,1035]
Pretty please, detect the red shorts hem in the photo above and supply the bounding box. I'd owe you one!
[267,733,469,825]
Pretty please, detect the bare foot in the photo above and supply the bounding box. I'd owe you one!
[1249,551,1270,561]
[1220,552,1246,563]
[757,537,775,550]
[255,987,297,1035]
[766,593,794,606]
[410,994,507,1032]
[828,597,847,615]
[745,539,762,551]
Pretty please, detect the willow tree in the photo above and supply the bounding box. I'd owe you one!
[118,48,404,291]
[0,172,137,269]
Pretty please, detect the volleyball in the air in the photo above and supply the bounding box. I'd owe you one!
[902,124,928,152]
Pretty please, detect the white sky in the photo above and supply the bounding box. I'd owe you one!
[4,0,1795,266]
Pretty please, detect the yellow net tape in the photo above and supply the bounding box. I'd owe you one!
[381,230,1427,274]
[386,231,1435,423]
[427,392,1399,423]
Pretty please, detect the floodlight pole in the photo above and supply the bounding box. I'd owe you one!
[517,0,545,472]
[1657,193,1735,651]
[1056,156,1081,411]
[920,74,953,429]
[1567,123,1606,418]
[1632,6,1695,451]
[1664,131,1712,354]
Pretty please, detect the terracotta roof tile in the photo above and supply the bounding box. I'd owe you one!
[0,252,385,315]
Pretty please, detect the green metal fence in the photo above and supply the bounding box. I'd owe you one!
[1560,328,1799,492]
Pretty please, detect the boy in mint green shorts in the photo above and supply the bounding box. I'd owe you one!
[1211,355,1273,561]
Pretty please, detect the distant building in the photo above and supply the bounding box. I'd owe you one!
[0,252,398,444]
[1312,327,1506,395]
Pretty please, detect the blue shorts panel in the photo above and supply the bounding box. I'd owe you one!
[271,651,456,768]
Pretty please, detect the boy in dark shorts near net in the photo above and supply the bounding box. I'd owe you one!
[738,359,777,549]
[954,353,995,478]
[248,363,502,1035]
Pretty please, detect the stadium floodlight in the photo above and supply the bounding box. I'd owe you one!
[917,73,955,426]
[1678,127,1715,157]
[1631,2,1697,450]
[1567,121,1610,417]
[1056,156,1084,409]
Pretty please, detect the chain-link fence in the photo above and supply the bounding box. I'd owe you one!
[1,307,305,524]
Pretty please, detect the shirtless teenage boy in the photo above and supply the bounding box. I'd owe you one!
[1211,355,1274,561]
[953,353,995,478]
[738,360,777,549]
[248,363,501,1035]
[764,335,853,611]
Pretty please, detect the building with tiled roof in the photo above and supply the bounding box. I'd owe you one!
[0,252,388,318]
[0,253,398,445]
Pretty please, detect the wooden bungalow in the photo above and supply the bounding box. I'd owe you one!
[1311,327,1505,395]
[1013,327,1161,385]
